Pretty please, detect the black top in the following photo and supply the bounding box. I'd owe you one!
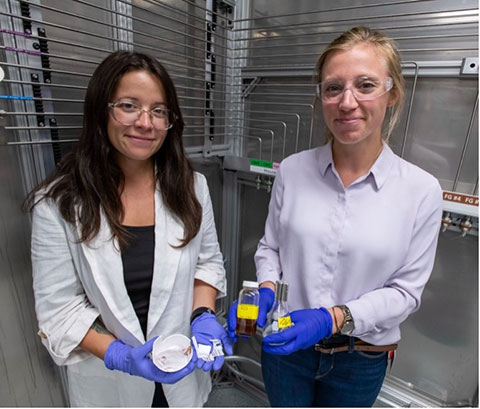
[121,225,155,336]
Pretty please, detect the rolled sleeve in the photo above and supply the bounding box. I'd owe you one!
[193,174,226,298]
[32,198,99,365]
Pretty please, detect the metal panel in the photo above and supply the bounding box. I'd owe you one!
[388,230,478,406]
[389,77,478,194]
[0,143,66,406]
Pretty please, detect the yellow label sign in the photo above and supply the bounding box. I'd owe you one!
[278,316,293,329]
[237,304,259,320]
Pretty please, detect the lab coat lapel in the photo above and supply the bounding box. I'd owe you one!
[79,211,144,343]
[147,189,184,336]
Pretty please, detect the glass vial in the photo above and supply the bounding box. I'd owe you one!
[236,280,260,337]
[263,280,293,337]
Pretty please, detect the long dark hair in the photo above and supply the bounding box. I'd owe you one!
[24,51,202,248]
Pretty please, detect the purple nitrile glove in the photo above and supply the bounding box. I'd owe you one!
[262,307,333,355]
[191,312,233,372]
[104,337,195,384]
[227,287,275,342]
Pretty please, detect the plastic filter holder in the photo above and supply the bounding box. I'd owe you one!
[152,334,193,372]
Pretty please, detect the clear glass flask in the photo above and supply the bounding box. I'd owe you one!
[263,280,293,336]
[236,280,260,337]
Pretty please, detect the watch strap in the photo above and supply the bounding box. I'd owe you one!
[190,306,215,324]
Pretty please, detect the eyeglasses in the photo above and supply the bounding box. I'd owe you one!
[316,77,393,103]
[108,101,176,130]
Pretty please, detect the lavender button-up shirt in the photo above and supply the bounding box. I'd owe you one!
[255,141,443,345]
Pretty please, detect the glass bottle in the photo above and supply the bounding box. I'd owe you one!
[263,280,293,336]
[236,280,260,337]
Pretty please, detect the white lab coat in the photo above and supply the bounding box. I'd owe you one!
[31,172,226,407]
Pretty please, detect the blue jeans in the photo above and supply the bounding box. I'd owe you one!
[261,337,387,407]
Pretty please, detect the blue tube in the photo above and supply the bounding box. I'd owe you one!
[0,95,34,100]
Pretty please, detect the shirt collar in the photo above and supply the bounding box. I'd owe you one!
[370,143,394,190]
[317,140,334,176]
[316,140,395,190]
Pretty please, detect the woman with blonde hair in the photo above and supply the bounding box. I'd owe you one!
[228,26,443,407]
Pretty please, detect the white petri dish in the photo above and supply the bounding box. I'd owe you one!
[151,334,193,373]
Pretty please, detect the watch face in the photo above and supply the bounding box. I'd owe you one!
[341,320,354,335]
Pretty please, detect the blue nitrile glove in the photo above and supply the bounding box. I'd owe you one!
[104,337,195,384]
[191,312,233,372]
[262,307,333,355]
[227,287,275,342]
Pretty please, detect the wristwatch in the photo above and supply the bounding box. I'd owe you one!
[338,305,355,335]
[190,306,215,324]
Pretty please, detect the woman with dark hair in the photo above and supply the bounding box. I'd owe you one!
[25,51,231,407]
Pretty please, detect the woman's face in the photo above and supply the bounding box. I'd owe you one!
[321,43,397,147]
[107,70,169,167]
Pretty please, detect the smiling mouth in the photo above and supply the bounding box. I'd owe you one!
[127,135,155,141]
[337,118,361,122]
[336,118,363,124]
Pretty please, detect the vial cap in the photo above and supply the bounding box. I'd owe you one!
[242,280,259,288]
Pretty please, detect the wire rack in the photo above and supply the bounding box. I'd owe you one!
[0,0,478,192]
